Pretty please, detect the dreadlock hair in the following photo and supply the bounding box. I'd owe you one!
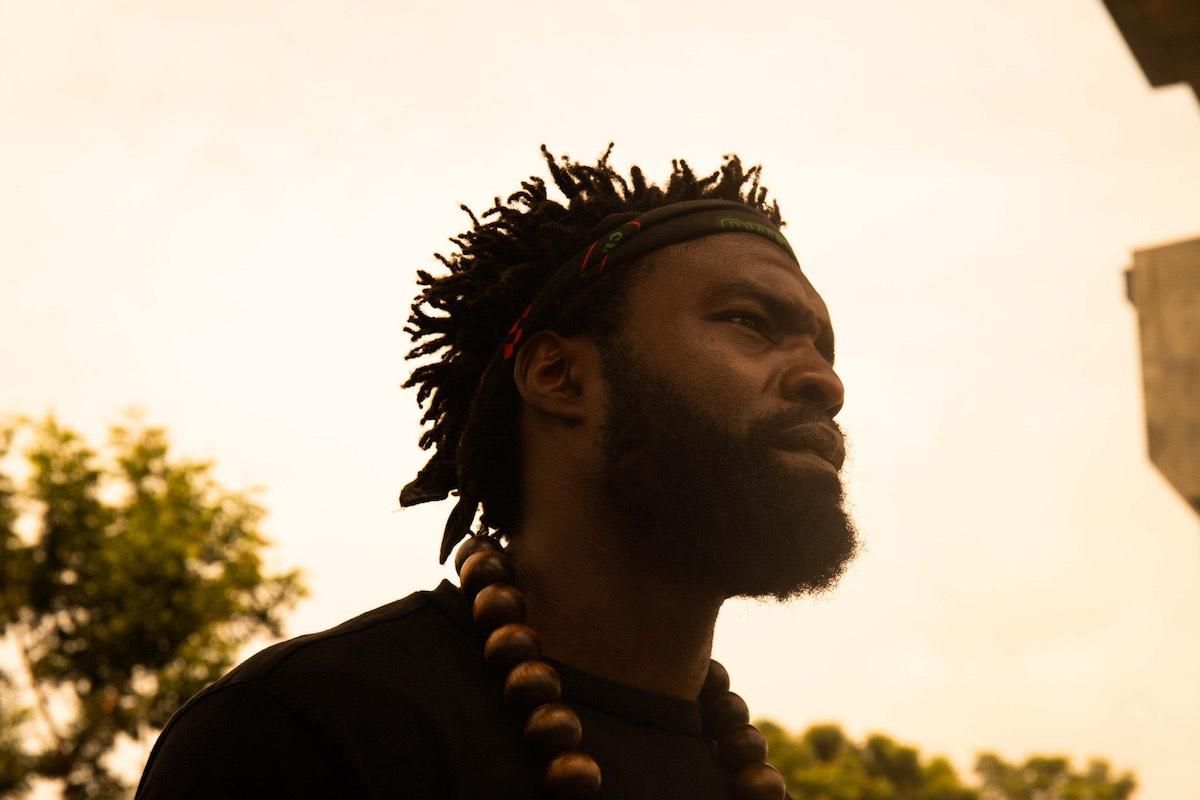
[402,144,785,544]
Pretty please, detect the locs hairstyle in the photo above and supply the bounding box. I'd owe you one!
[401,145,785,547]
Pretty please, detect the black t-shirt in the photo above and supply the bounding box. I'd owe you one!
[136,580,734,799]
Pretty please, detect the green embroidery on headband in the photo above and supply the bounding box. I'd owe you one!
[719,216,793,253]
[601,229,626,254]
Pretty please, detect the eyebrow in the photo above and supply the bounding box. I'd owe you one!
[705,278,837,366]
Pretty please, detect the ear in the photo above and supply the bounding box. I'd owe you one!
[512,331,593,423]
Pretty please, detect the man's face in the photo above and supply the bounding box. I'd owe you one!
[595,232,858,601]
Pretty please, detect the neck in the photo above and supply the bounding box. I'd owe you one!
[505,505,724,702]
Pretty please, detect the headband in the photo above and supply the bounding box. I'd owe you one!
[400,198,799,563]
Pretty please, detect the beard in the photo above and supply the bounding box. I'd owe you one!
[597,339,860,601]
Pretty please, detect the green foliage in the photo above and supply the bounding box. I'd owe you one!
[0,676,31,797]
[0,415,306,799]
[975,752,1137,800]
[760,720,977,800]
[759,722,1136,800]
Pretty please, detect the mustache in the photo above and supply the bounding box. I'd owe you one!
[749,407,844,443]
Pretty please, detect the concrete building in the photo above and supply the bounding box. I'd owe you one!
[1103,0,1200,102]
[1125,239,1200,513]
[1104,0,1200,514]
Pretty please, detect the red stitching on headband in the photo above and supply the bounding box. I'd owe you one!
[501,304,532,360]
[579,240,600,275]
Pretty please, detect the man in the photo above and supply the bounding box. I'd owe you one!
[136,146,858,799]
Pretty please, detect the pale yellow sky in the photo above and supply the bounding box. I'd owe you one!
[3,0,1199,797]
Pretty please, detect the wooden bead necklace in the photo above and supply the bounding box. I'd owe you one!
[455,534,790,800]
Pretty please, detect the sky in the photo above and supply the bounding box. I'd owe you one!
[2,0,1199,797]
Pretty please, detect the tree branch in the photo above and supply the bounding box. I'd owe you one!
[10,622,67,757]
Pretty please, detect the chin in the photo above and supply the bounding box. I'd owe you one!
[712,494,859,602]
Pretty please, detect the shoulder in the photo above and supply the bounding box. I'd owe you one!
[216,583,461,690]
[136,680,340,799]
[138,582,482,799]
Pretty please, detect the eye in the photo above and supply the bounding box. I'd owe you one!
[722,310,776,342]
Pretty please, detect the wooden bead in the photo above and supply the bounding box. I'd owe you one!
[504,660,562,711]
[472,584,526,632]
[701,659,730,701]
[718,722,768,769]
[702,691,750,737]
[525,703,582,757]
[454,535,500,575]
[543,751,601,800]
[732,762,786,800]
[483,623,541,672]
[459,550,513,599]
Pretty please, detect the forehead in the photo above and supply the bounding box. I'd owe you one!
[629,232,830,320]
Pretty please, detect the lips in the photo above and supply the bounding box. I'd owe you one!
[772,423,845,470]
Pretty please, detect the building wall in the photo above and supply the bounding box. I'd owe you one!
[1127,237,1200,512]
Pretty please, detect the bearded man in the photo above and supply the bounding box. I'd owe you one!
[136,146,859,800]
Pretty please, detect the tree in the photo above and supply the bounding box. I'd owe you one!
[0,415,306,799]
[759,720,977,800]
[975,752,1136,800]
[0,677,30,797]
[758,722,1136,800]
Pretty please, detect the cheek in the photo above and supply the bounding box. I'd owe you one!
[666,321,768,413]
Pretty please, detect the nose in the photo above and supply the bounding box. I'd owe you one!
[780,345,844,417]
